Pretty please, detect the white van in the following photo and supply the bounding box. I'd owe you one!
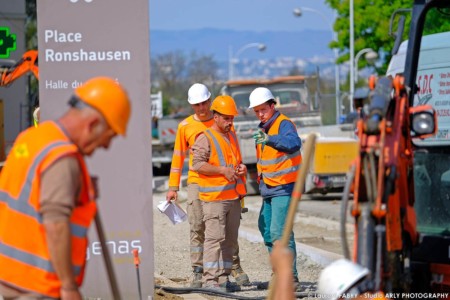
[387,31,450,146]
[387,31,450,235]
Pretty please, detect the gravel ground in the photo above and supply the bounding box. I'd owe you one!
[152,190,328,300]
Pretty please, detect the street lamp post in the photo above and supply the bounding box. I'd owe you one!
[349,0,355,112]
[293,7,341,124]
[354,48,378,83]
[228,43,266,80]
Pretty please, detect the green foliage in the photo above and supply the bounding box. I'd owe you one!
[326,0,412,75]
[423,7,450,35]
[25,0,37,49]
[326,0,450,84]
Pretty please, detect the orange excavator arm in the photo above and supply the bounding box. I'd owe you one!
[0,50,39,87]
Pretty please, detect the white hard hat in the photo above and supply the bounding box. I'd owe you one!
[317,259,369,300]
[188,83,211,104]
[249,87,274,108]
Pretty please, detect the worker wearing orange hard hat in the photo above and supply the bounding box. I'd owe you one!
[166,84,249,288]
[191,95,247,292]
[0,77,131,299]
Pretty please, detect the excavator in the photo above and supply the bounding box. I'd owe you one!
[0,49,39,86]
[0,50,39,162]
[0,50,39,126]
[339,0,450,298]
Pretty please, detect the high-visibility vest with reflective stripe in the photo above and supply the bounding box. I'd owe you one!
[198,128,246,201]
[168,115,214,188]
[256,114,302,186]
[0,121,96,299]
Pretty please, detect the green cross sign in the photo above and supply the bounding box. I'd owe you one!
[0,27,17,59]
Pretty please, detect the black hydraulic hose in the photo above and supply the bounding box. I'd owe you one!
[154,285,313,299]
[368,151,378,202]
[155,285,264,299]
[363,156,374,203]
[341,164,356,260]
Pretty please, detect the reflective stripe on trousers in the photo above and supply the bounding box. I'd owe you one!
[202,200,241,285]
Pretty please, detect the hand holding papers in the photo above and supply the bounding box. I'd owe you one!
[157,201,187,225]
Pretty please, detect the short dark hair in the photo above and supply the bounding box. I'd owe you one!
[267,99,276,106]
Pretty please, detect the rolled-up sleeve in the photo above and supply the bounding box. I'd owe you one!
[39,155,81,223]
[191,133,211,171]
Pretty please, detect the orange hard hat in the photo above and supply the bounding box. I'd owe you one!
[210,95,239,116]
[75,77,131,136]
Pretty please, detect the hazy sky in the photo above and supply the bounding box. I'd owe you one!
[149,0,336,32]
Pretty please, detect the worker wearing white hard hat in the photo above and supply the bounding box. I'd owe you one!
[249,86,303,291]
[188,83,211,104]
[248,86,276,108]
[166,83,249,287]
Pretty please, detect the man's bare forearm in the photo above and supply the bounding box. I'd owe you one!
[44,221,78,290]
[197,163,223,176]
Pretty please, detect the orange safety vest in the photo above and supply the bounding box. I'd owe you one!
[168,115,214,188]
[256,114,302,186]
[0,121,96,299]
[198,128,246,201]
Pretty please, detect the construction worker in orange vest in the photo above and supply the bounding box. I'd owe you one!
[191,95,247,293]
[248,87,303,291]
[0,77,131,299]
[166,83,249,288]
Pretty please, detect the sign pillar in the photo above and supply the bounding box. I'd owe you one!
[36,1,153,298]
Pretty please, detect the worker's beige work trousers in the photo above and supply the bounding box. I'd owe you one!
[202,199,241,285]
[187,184,205,270]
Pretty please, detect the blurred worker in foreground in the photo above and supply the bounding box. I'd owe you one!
[270,241,296,300]
[269,251,388,300]
[166,84,249,287]
[317,259,388,300]
[191,95,247,292]
[249,87,302,290]
[0,77,131,300]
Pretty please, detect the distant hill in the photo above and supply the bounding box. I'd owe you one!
[150,28,334,62]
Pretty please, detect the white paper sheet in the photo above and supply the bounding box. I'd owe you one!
[157,200,188,225]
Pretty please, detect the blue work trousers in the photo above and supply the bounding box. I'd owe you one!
[258,195,298,277]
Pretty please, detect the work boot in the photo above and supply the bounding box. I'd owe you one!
[190,267,203,288]
[219,280,241,292]
[231,266,250,286]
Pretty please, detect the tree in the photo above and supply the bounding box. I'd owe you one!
[151,51,219,115]
[151,51,186,110]
[186,51,218,85]
[25,0,37,49]
[327,0,450,75]
[327,0,412,75]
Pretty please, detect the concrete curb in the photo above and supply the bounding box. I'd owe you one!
[242,203,344,267]
[238,225,342,268]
